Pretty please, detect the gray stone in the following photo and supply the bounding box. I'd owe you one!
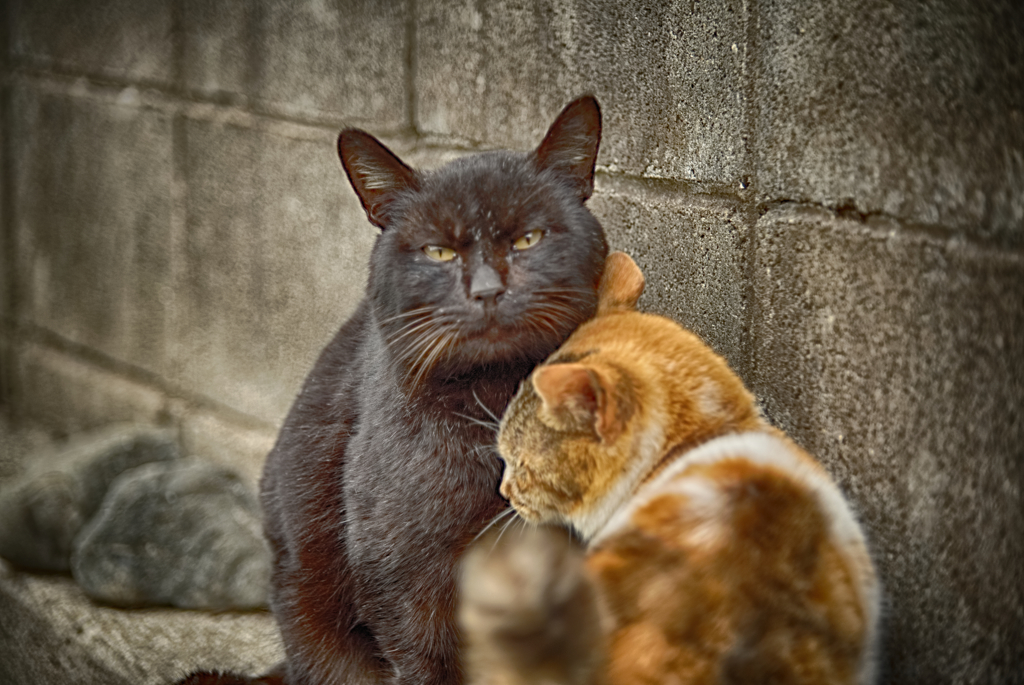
[0,559,283,685]
[416,0,748,184]
[749,205,1024,682]
[0,424,179,571]
[11,82,175,376]
[181,0,253,97]
[176,407,277,489]
[247,0,409,127]
[10,0,174,86]
[590,178,751,378]
[174,115,376,423]
[72,458,271,610]
[752,0,1024,244]
[13,342,169,436]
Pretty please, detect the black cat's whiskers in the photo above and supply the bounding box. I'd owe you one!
[530,286,596,309]
[385,284,595,390]
[384,311,444,347]
[522,286,596,337]
[522,310,565,339]
[468,442,501,460]
[472,388,502,425]
[407,327,459,389]
[382,305,464,388]
[455,412,500,433]
[376,305,437,326]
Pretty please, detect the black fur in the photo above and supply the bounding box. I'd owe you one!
[258,96,607,685]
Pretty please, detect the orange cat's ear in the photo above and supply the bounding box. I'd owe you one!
[532,363,624,443]
[597,252,645,314]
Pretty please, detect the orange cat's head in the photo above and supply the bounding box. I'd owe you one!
[497,253,765,541]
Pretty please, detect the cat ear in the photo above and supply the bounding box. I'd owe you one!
[534,95,602,201]
[338,129,420,229]
[532,363,624,443]
[597,252,645,314]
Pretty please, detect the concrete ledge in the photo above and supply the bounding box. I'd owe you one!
[0,560,283,685]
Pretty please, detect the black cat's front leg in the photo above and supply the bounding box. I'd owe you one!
[362,560,464,685]
[458,525,605,685]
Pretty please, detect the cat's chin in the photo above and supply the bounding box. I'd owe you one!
[452,329,564,368]
[508,502,549,526]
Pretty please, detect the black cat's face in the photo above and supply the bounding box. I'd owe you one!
[338,96,608,387]
[371,152,607,384]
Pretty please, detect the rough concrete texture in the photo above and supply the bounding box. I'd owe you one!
[10,0,175,86]
[177,408,277,489]
[749,205,1024,682]
[0,423,178,571]
[753,0,1024,244]
[14,343,168,434]
[72,458,270,610]
[181,0,254,98]
[417,0,749,184]
[177,114,376,423]
[591,179,751,376]
[247,0,410,128]
[181,0,410,128]
[11,81,175,376]
[0,560,283,685]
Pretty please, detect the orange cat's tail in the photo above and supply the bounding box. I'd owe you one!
[597,252,644,314]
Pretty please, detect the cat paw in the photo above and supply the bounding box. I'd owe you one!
[459,525,603,685]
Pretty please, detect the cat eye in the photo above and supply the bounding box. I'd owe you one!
[513,229,544,251]
[423,245,457,262]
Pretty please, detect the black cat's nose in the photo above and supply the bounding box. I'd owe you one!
[470,264,506,303]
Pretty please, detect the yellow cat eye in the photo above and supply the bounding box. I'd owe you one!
[513,229,544,251]
[423,245,457,262]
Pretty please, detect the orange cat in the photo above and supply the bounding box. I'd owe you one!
[459,252,880,685]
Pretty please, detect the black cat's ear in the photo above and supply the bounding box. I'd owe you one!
[534,95,602,201]
[338,129,420,229]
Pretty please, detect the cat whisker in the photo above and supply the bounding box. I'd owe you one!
[531,300,586,321]
[407,328,458,389]
[472,507,517,544]
[491,507,528,553]
[376,305,437,326]
[522,311,564,339]
[455,412,500,433]
[387,317,440,347]
[389,310,459,343]
[530,288,595,309]
[395,316,454,363]
[472,388,502,425]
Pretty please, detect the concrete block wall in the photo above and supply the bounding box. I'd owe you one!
[1,0,1021,681]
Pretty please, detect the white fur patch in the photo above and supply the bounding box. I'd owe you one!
[694,380,724,420]
[589,431,880,683]
[569,420,666,542]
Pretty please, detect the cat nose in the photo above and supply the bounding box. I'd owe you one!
[470,264,506,303]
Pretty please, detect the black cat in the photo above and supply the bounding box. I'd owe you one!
[184,96,607,685]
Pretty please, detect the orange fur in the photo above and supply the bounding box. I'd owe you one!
[461,253,880,685]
